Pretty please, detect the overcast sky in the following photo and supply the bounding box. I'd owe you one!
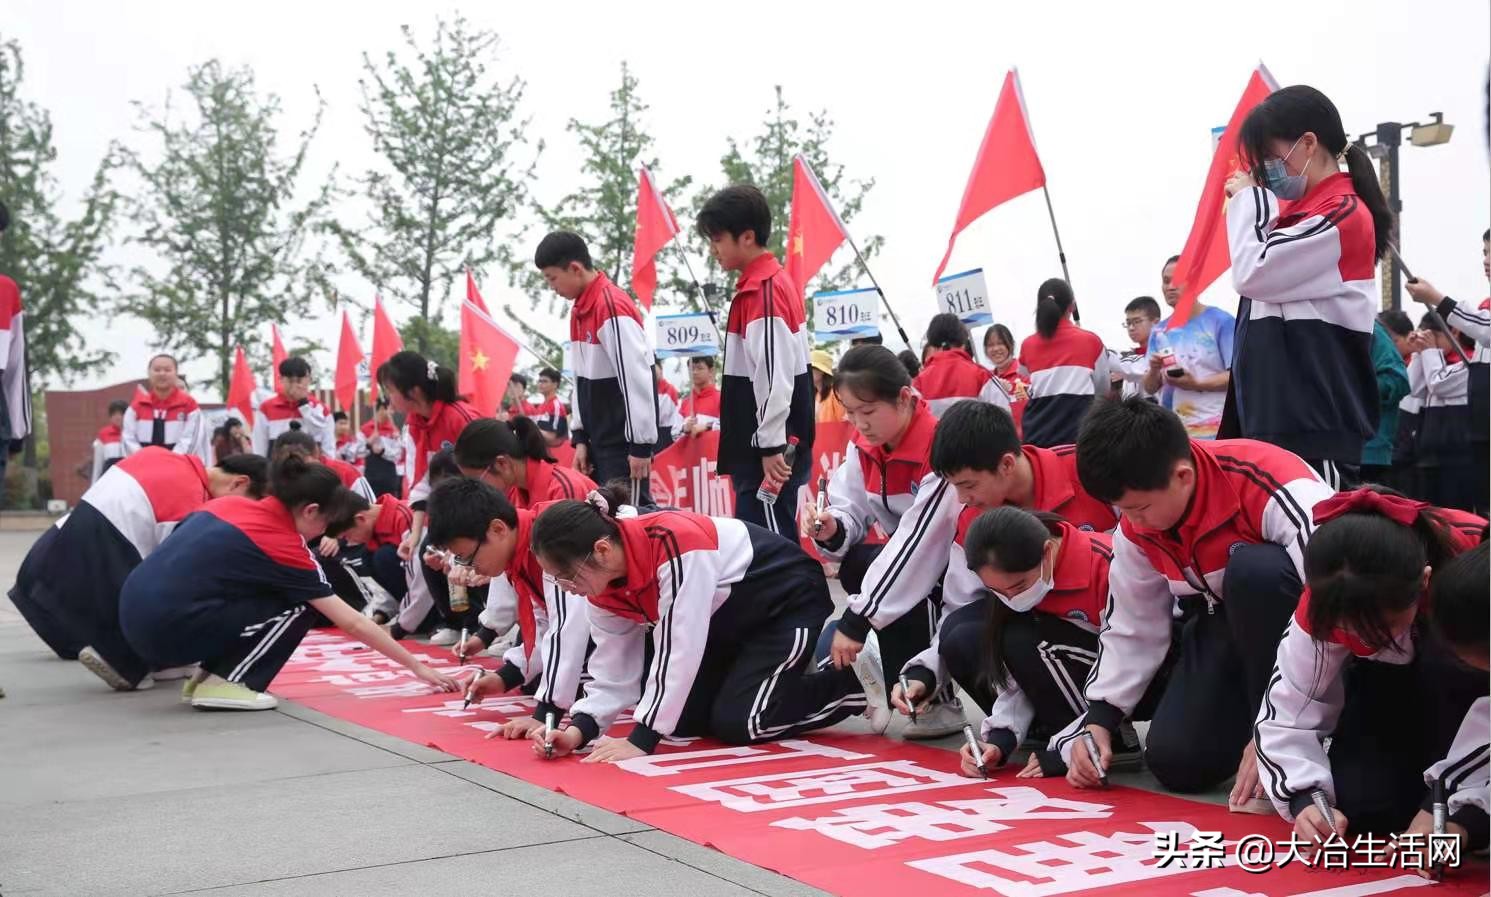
[8,0,1489,393]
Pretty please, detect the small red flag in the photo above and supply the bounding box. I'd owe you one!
[270,324,288,393]
[334,310,364,412]
[460,299,520,416]
[786,155,850,293]
[369,295,403,404]
[932,68,1047,284]
[631,166,681,311]
[1167,64,1278,328]
[466,268,491,315]
[227,344,257,427]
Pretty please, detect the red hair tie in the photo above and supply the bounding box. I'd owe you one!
[1313,489,1427,528]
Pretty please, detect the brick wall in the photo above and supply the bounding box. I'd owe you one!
[46,380,141,507]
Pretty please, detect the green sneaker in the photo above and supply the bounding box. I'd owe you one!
[189,675,278,711]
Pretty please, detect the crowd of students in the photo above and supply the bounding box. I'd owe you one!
[5,82,1488,873]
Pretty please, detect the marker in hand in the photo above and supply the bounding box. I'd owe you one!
[543,712,557,760]
[1311,789,1339,836]
[461,673,480,711]
[456,627,469,665]
[898,674,918,723]
[1431,776,1447,879]
[963,724,988,779]
[1081,730,1109,788]
[813,476,828,535]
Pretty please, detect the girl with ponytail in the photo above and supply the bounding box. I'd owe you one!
[117,453,460,710]
[1224,85,1390,483]
[1253,486,1485,845]
[523,496,872,762]
[1017,278,1109,447]
[453,417,595,509]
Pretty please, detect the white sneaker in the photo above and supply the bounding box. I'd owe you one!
[78,646,153,692]
[151,664,197,682]
[901,698,967,739]
[484,624,518,657]
[190,674,278,711]
[428,628,460,647]
[849,634,892,735]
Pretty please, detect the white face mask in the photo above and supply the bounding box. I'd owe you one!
[996,545,1055,613]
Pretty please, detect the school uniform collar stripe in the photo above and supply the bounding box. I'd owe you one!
[861,478,950,620]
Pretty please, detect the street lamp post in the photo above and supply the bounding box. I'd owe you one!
[1354,113,1454,312]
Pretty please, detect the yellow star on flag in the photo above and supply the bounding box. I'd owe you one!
[791,234,804,257]
[471,348,489,371]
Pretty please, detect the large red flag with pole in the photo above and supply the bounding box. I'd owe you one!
[270,324,288,394]
[466,268,491,315]
[786,155,850,292]
[334,310,364,412]
[1166,64,1278,328]
[631,166,681,311]
[932,68,1047,284]
[369,295,402,404]
[227,344,257,426]
[460,287,520,416]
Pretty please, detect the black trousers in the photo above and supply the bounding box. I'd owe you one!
[674,557,864,745]
[1142,543,1303,793]
[1419,462,1480,515]
[9,526,86,659]
[202,604,318,692]
[1303,457,1358,491]
[731,470,805,540]
[816,542,945,707]
[590,446,652,507]
[1325,637,1487,836]
[939,600,1097,750]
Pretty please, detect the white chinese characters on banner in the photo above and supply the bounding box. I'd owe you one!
[655,312,719,359]
[616,739,871,778]
[935,268,993,328]
[812,287,880,343]
[672,760,968,813]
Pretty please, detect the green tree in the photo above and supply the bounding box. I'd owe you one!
[687,86,882,305]
[120,60,331,396]
[327,16,540,354]
[0,36,121,387]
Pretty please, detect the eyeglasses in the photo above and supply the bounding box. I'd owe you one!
[1122,318,1151,330]
[553,550,597,592]
[451,533,488,567]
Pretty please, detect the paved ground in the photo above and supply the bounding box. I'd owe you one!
[0,527,1211,897]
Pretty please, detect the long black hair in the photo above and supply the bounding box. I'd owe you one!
[267,454,362,533]
[1428,542,1489,661]
[377,350,459,405]
[1238,85,1394,260]
[925,313,974,355]
[964,507,1064,688]
[834,345,911,404]
[530,484,632,568]
[454,417,555,470]
[216,453,270,499]
[1034,278,1077,338]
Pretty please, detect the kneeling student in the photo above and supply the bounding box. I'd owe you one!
[423,477,594,740]
[454,416,595,509]
[528,495,870,762]
[1255,488,1485,841]
[118,454,460,710]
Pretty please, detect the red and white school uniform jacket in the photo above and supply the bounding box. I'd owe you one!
[362,494,414,551]
[816,398,937,559]
[509,457,595,510]
[122,387,209,464]
[1226,173,1379,463]
[1067,439,1333,755]
[1425,697,1490,849]
[1019,319,1109,448]
[522,395,570,441]
[681,383,722,432]
[993,359,1030,435]
[335,433,363,468]
[489,504,591,721]
[837,443,1118,643]
[360,420,405,467]
[567,272,657,457]
[321,456,375,502]
[912,348,1012,419]
[0,275,31,442]
[77,447,213,558]
[405,400,482,506]
[720,253,815,479]
[1436,296,1491,348]
[91,424,127,483]
[251,393,336,458]
[1256,507,1485,821]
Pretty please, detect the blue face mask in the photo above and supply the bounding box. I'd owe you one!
[1262,136,1310,200]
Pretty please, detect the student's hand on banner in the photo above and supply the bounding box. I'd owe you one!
[958,742,1002,778]
[1014,753,1046,778]
[1294,803,1350,849]
[890,678,926,716]
[583,736,647,764]
[1066,724,1112,789]
[628,455,652,480]
[416,665,461,692]
[1224,169,1256,197]
[829,630,864,668]
[317,536,340,558]
[499,717,545,741]
[531,725,582,759]
[1405,277,1445,307]
[462,671,500,704]
[1228,740,1264,808]
[460,634,487,658]
[1393,809,1467,877]
[762,452,791,486]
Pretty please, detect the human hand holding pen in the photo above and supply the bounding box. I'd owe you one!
[1066,725,1112,789]
[530,722,582,759]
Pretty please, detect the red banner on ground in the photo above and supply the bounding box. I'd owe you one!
[273,632,1482,897]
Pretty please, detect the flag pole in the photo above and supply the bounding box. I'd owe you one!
[671,244,724,342]
[1040,184,1072,288]
[1390,244,1469,365]
[840,232,913,350]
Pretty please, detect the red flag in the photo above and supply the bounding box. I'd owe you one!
[466,268,491,315]
[631,166,681,311]
[335,310,364,412]
[1167,64,1278,328]
[932,68,1047,284]
[369,295,403,404]
[786,155,850,292]
[270,324,288,393]
[226,344,257,426]
[460,300,519,416]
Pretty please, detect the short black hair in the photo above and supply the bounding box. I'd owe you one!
[107,399,129,416]
[539,367,562,382]
[689,356,716,369]
[1163,254,1181,268]
[696,184,771,247]
[509,373,528,388]
[897,349,921,379]
[1124,296,1161,320]
[333,411,348,423]
[1431,542,1489,654]
[1075,397,1191,502]
[1377,309,1413,337]
[534,231,593,271]
[425,477,519,548]
[931,401,1021,476]
[279,356,312,379]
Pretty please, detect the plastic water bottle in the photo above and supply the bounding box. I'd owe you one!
[1152,329,1183,377]
[449,581,470,614]
[755,437,800,504]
